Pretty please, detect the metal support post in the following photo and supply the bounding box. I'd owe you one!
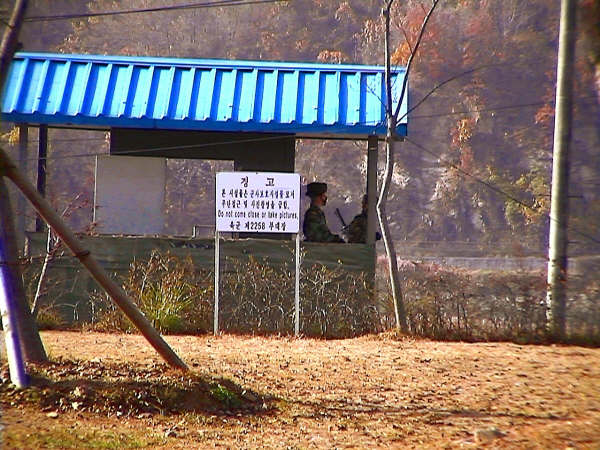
[16,124,28,250]
[214,230,220,335]
[366,135,378,245]
[36,125,47,232]
[294,232,300,336]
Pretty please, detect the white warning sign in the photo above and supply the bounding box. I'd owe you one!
[216,172,300,233]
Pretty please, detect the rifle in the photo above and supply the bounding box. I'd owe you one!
[334,208,348,233]
[337,207,382,242]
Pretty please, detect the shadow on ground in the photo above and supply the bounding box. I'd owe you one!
[0,359,275,418]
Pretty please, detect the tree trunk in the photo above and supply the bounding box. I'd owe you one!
[0,177,47,362]
[376,128,408,332]
[0,147,188,371]
[595,64,600,108]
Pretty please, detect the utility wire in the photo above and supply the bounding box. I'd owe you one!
[0,138,107,143]
[7,128,599,246]
[24,0,288,23]
[409,101,548,119]
[18,134,295,163]
[6,96,565,164]
[408,95,596,120]
[404,137,600,246]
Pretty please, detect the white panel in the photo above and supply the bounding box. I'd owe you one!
[94,156,165,235]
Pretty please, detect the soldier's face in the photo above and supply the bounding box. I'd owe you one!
[320,193,328,206]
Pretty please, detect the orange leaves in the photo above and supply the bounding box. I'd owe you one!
[514,171,550,225]
[392,42,412,66]
[449,117,477,173]
[534,104,554,125]
[260,31,283,59]
[451,117,476,148]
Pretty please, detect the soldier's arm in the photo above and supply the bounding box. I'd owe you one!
[347,215,367,243]
[305,210,344,243]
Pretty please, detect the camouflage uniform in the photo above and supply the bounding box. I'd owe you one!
[347,211,367,243]
[303,205,344,243]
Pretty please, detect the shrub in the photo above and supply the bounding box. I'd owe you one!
[219,256,380,338]
[378,261,600,344]
[23,247,600,344]
[88,252,380,338]
[89,251,213,334]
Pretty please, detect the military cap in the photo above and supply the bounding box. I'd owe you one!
[306,182,327,197]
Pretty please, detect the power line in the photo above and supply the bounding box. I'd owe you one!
[19,134,296,163]
[404,137,600,246]
[24,0,288,23]
[11,96,551,163]
[0,137,107,144]
[409,101,548,119]
[7,123,599,246]
[408,95,596,120]
[6,96,563,164]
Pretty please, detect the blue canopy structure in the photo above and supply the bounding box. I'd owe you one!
[1,52,407,139]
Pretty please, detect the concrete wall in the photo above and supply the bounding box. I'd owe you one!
[94,156,166,235]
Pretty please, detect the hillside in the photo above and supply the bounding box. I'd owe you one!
[3,0,599,255]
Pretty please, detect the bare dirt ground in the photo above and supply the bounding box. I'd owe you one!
[2,330,600,449]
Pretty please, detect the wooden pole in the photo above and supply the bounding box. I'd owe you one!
[0,148,188,370]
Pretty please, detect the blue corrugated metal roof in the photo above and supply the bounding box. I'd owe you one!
[1,52,407,138]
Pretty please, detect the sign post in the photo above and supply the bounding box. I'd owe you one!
[214,172,301,335]
[214,229,220,335]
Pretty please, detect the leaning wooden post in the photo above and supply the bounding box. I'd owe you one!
[0,148,188,371]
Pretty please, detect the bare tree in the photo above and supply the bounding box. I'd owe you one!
[0,0,48,363]
[379,0,440,331]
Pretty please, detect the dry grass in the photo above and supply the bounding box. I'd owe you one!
[2,330,599,449]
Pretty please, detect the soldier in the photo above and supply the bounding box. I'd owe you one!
[348,195,381,243]
[303,182,344,243]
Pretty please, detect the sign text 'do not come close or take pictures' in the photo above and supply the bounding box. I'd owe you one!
[216,172,300,233]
